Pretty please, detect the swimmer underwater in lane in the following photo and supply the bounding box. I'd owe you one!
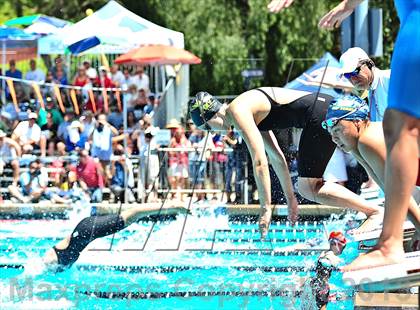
[42,205,188,272]
[189,88,382,239]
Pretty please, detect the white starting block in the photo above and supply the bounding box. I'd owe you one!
[342,251,420,292]
[352,220,416,242]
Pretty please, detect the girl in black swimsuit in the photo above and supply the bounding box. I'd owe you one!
[190,87,381,239]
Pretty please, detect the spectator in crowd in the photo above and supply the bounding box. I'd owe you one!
[25,59,45,83]
[57,111,75,142]
[73,66,89,88]
[65,120,88,153]
[166,118,181,137]
[96,66,115,88]
[133,114,152,153]
[40,112,59,155]
[5,60,22,99]
[124,84,138,110]
[91,114,119,178]
[185,118,196,139]
[126,111,138,135]
[6,59,22,79]
[224,127,244,204]
[55,68,68,85]
[168,127,190,200]
[131,66,149,93]
[139,126,160,202]
[121,68,134,89]
[11,112,43,155]
[134,88,148,112]
[107,104,123,129]
[80,111,96,138]
[58,170,90,203]
[211,139,227,199]
[76,149,104,203]
[8,159,48,203]
[110,144,135,203]
[51,56,67,78]
[38,97,64,127]
[110,64,125,87]
[143,92,156,116]
[42,71,55,97]
[189,128,214,201]
[0,130,21,186]
[0,111,14,135]
[83,60,97,80]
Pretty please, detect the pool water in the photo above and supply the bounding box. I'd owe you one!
[0,205,359,309]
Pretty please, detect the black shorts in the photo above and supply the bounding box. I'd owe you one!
[297,95,336,178]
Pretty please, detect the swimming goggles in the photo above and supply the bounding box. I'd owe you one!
[321,107,361,130]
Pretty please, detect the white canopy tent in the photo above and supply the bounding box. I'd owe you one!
[37,0,184,54]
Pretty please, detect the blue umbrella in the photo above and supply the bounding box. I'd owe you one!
[0,26,34,39]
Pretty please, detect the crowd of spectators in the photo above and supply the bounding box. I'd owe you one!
[0,57,245,205]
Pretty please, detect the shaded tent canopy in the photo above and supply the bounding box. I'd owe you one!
[38,0,184,54]
[284,52,351,97]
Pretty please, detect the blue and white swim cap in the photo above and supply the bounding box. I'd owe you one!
[325,95,369,121]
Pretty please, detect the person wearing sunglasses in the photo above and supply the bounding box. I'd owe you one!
[340,47,390,123]
[322,96,420,265]
[189,88,382,239]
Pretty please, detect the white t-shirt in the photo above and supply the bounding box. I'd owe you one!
[25,69,46,82]
[13,121,41,144]
[111,71,125,87]
[131,73,150,92]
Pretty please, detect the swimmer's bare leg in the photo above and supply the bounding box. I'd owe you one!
[298,177,382,233]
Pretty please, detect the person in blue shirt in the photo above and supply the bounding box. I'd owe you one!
[5,59,22,79]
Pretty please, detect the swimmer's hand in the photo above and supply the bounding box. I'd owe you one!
[287,197,299,225]
[267,0,294,13]
[318,0,362,29]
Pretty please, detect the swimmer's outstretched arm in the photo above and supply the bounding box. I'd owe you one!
[121,204,188,226]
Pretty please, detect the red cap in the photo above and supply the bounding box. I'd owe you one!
[329,231,347,244]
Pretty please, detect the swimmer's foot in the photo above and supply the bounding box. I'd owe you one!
[341,244,404,272]
[259,206,273,240]
[347,210,384,235]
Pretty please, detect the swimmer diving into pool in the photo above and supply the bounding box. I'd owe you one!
[189,88,382,239]
[42,205,188,272]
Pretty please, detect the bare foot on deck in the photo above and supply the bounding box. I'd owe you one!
[342,244,404,272]
[347,210,384,235]
[259,207,273,240]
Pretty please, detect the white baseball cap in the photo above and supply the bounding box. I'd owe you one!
[28,112,38,119]
[340,47,370,74]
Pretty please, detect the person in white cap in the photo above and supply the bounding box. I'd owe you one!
[0,130,21,186]
[11,112,42,154]
[340,47,390,122]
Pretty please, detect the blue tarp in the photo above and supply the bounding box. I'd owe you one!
[284,52,344,97]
